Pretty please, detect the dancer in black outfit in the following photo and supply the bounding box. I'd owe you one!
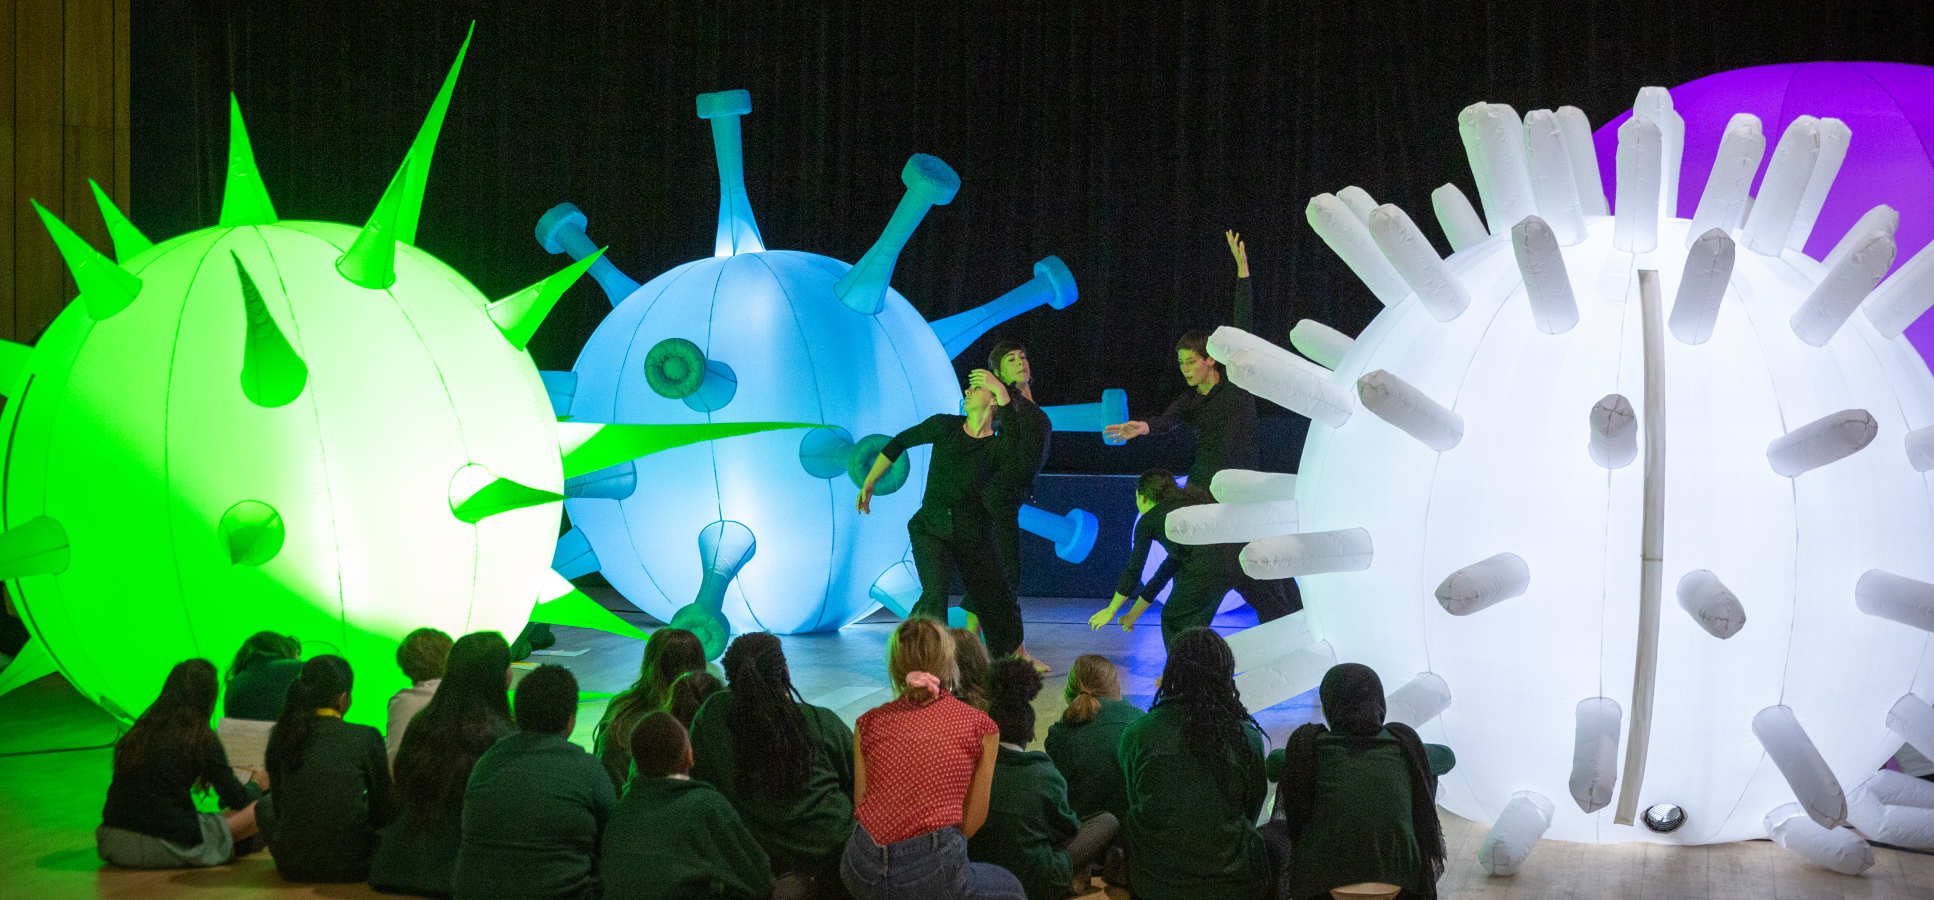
[984,341,1054,673]
[858,370,1025,658]
[1090,470,1246,650]
[1103,231,1300,621]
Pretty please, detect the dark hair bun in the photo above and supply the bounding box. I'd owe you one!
[988,656,1043,709]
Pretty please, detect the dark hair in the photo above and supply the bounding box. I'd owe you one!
[116,659,221,789]
[1061,654,1123,725]
[396,628,454,683]
[394,631,512,825]
[949,627,991,710]
[722,633,815,799]
[666,670,722,728]
[227,631,300,683]
[987,656,1044,746]
[1152,629,1262,787]
[987,340,1026,378]
[515,664,579,734]
[596,628,706,763]
[266,655,354,775]
[1135,468,1197,507]
[628,711,690,779]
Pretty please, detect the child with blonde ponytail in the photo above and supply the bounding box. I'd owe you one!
[841,619,1023,898]
[1043,655,1141,822]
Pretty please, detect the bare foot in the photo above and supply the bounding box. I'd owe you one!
[1018,647,1051,675]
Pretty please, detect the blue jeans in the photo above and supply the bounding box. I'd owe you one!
[841,823,1025,900]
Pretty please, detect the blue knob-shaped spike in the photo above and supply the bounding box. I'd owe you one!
[1018,504,1100,563]
[835,154,961,315]
[535,202,641,306]
[697,90,765,257]
[1042,389,1131,444]
[929,255,1079,358]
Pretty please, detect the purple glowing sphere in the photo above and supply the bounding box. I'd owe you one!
[1593,62,1934,359]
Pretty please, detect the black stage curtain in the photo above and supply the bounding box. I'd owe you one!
[131,0,1934,471]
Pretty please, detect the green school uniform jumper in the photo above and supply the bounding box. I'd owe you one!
[1120,704,1269,900]
[1042,698,1141,822]
[600,775,772,900]
[968,745,1081,900]
[687,691,857,880]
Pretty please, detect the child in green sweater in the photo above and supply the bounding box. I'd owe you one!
[601,711,771,900]
[1042,654,1141,823]
[969,657,1120,900]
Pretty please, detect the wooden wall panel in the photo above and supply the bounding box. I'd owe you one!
[5,0,131,344]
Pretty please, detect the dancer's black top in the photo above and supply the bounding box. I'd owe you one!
[989,393,1052,508]
[883,413,1000,535]
[1145,278,1262,486]
[1115,498,1232,600]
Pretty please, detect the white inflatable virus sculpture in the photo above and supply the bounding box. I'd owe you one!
[1178,89,1934,862]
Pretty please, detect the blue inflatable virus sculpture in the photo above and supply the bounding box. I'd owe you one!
[539,90,1108,645]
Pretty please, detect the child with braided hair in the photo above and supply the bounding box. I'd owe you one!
[688,632,856,898]
[1119,627,1270,900]
[969,657,1120,900]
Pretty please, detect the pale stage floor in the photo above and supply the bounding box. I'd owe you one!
[2,593,1931,899]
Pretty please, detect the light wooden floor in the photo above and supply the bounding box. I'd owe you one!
[4,594,1932,899]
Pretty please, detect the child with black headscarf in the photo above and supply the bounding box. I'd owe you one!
[1271,663,1449,899]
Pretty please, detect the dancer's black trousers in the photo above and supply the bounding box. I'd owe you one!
[908,512,1024,658]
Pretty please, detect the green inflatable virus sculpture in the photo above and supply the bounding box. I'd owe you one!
[0,28,799,725]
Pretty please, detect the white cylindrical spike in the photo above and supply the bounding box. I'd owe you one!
[1431,183,1489,252]
[1856,569,1934,634]
[1907,425,1934,472]
[1788,117,1853,252]
[1687,113,1765,244]
[1386,672,1452,728]
[1336,185,1377,223]
[1589,393,1638,469]
[1555,106,1608,216]
[1767,409,1878,476]
[1358,369,1462,450]
[1890,694,1934,764]
[1765,804,1875,874]
[1848,770,1934,850]
[1218,345,1355,429]
[1790,229,1895,346]
[1479,791,1553,876]
[1676,569,1747,639]
[1208,470,1296,504]
[1570,697,1622,813]
[1288,319,1355,370]
[1368,204,1470,322]
[1614,117,1662,253]
[1164,499,1299,546]
[1512,215,1579,334]
[1458,102,1537,236]
[1634,87,1685,218]
[1865,240,1934,337]
[1754,705,1849,829]
[1669,228,1736,345]
[1523,110,1587,245]
[1239,527,1373,579]
[1436,552,1530,616]
[1308,193,1411,306]
[1743,116,1823,256]
[1823,205,1898,271]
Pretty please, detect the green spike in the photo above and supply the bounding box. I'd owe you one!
[232,253,309,407]
[530,573,652,641]
[395,22,474,246]
[0,636,57,700]
[487,248,606,350]
[450,475,564,524]
[0,516,71,580]
[219,95,278,226]
[88,175,154,259]
[219,500,285,565]
[30,200,142,320]
[0,338,33,397]
[557,421,822,480]
[87,180,154,262]
[337,162,408,290]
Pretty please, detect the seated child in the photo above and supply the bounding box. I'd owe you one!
[600,712,772,900]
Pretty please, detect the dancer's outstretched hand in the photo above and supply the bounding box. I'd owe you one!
[1088,602,1120,631]
[1103,421,1149,443]
[856,483,875,514]
[1226,229,1248,278]
[1119,602,1146,633]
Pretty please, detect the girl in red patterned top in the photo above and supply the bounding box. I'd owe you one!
[840,619,1025,899]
